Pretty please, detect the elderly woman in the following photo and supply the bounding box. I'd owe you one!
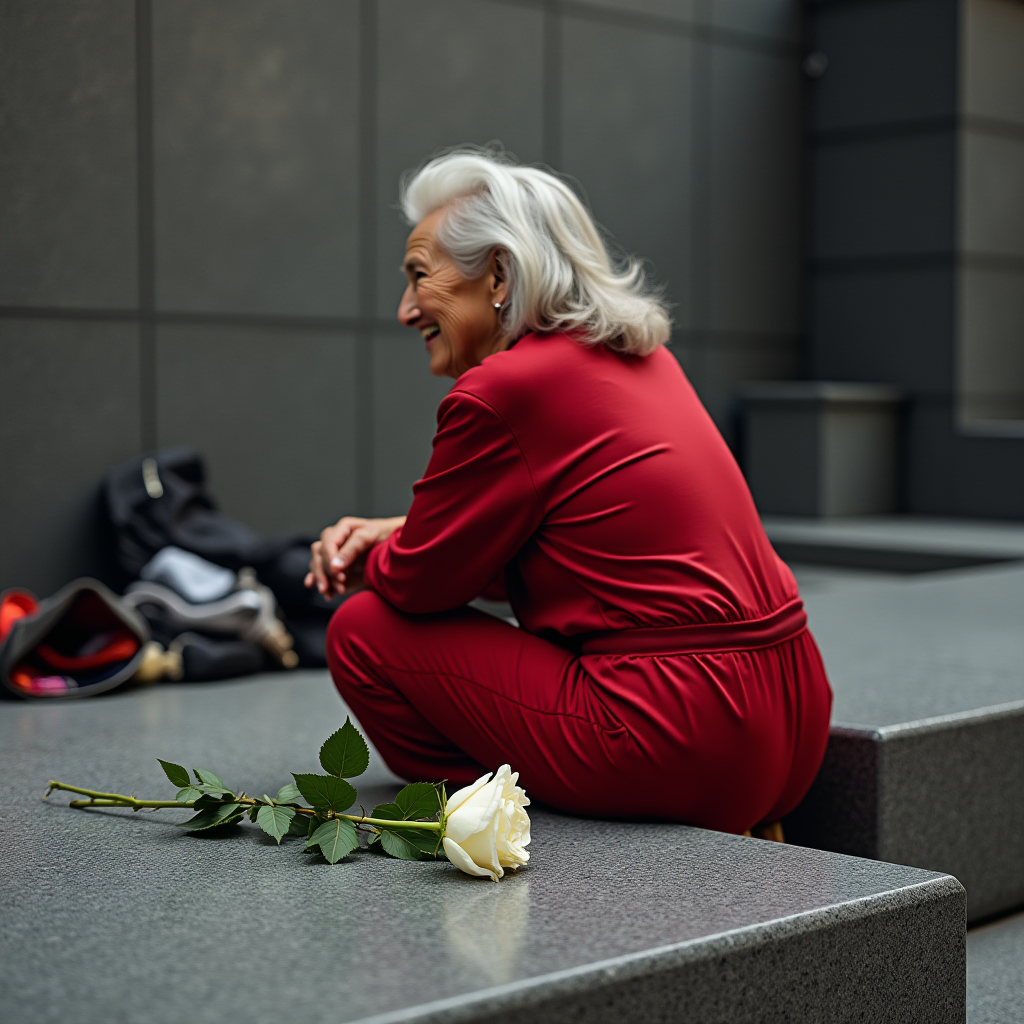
[305,150,831,834]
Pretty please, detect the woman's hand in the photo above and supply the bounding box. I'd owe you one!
[305,516,406,597]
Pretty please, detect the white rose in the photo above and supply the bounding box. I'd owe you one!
[442,765,531,882]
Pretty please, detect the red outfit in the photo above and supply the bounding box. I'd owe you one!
[328,332,832,833]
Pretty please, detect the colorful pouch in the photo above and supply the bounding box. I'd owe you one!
[0,579,150,699]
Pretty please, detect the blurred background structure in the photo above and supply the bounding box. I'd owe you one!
[1,0,1022,596]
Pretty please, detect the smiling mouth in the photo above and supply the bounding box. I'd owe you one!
[420,325,441,343]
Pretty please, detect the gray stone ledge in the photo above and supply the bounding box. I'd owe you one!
[354,877,966,1024]
[791,564,1024,921]
[0,673,966,1024]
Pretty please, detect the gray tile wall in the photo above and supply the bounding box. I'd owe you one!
[957,0,1024,429]
[0,2,138,309]
[0,0,804,594]
[807,0,1024,517]
[152,0,361,318]
[0,318,141,595]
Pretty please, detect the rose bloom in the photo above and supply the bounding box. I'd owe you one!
[442,765,531,881]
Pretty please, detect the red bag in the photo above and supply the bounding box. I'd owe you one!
[0,580,150,698]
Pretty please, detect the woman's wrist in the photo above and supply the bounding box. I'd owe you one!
[380,516,406,540]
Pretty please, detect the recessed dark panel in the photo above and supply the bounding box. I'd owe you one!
[375,0,544,319]
[709,45,802,333]
[812,132,956,259]
[710,0,800,43]
[372,326,452,517]
[808,0,958,133]
[963,0,1024,127]
[153,0,359,317]
[155,323,357,537]
[561,16,693,327]
[0,319,141,594]
[0,1,137,309]
[961,131,1024,260]
[810,267,956,392]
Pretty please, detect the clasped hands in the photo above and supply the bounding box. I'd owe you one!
[304,516,406,598]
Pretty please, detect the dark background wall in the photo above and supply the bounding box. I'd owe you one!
[806,0,1024,517]
[0,0,803,596]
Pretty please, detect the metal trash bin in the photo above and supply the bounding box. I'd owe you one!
[741,382,903,517]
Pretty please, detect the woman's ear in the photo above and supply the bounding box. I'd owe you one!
[488,248,509,306]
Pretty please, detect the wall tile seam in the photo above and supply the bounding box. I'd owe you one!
[811,115,1024,149]
[960,115,1024,143]
[0,308,409,333]
[492,0,801,56]
[135,0,156,452]
[810,118,960,148]
[957,254,1024,272]
[357,0,378,512]
[672,331,801,349]
[810,254,1024,273]
[809,253,960,272]
[0,313,809,350]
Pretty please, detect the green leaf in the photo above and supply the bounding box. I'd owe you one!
[195,782,234,799]
[178,802,243,831]
[319,718,370,779]
[247,804,259,823]
[158,759,191,788]
[292,773,356,813]
[256,804,296,845]
[378,827,441,861]
[194,768,228,790]
[275,783,302,804]
[393,782,443,822]
[370,800,442,860]
[193,792,229,811]
[305,814,327,846]
[286,813,310,836]
[309,819,360,864]
[175,786,202,804]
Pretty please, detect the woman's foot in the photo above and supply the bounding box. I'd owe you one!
[742,821,786,843]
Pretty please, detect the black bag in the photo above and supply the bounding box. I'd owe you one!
[104,447,261,576]
[103,449,339,665]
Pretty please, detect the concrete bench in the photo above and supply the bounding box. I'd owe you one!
[788,562,1024,923]
[0,673,965,1024]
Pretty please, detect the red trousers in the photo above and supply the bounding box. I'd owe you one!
[327,591,833,834]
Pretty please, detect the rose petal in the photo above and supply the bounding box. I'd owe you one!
[444,772,493,816]
[457,813,503,878]
[443,837,499,882]
[445,780,502,844]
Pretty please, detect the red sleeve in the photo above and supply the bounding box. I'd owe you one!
[363,390,542,613]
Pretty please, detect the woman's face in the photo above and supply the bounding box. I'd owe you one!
[398,208,509,379]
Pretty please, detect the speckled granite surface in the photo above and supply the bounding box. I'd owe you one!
[1,672,965,1023]
[789,564,1024,922]
[968,909,1024,1024]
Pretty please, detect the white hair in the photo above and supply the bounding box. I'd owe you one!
[399,148,671,356]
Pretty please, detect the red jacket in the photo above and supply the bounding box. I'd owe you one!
[365,331,797,641]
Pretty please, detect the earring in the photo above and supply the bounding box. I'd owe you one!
[494,302,502,310]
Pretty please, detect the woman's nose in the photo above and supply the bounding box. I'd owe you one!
[397,286,421,326]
